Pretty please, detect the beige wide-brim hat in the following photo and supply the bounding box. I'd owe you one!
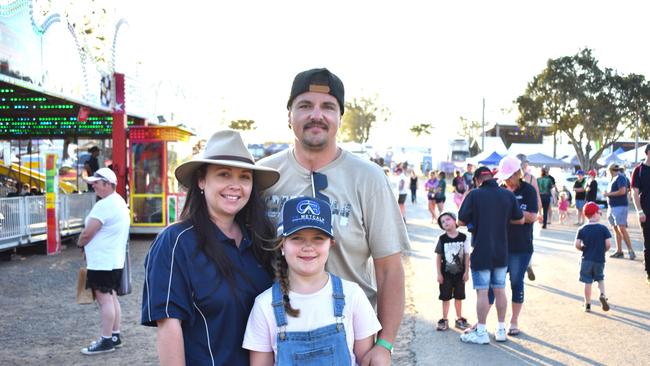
[175,130,280,190]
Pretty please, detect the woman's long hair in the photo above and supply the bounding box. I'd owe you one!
[179,164,275,301]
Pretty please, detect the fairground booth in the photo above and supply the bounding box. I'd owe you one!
[0,1,184,255]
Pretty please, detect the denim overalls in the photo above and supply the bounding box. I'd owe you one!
[271,274,351,365]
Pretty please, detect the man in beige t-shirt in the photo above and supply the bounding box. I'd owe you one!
[259,68,408,365]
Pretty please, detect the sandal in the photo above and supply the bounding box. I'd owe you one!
[507,328,520,336]
[436,318,449,331]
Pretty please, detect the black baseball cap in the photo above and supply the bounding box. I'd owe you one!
[278,196,333,238]
[287,68,345,115]
[473,166,493,181]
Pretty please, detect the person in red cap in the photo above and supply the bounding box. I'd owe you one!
[575,202,612,312]
[585,170,599,203]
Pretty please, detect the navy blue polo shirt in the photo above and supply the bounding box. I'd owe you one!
[508,181,538,253]
[607,174,628,207]
[458,179,523,270]
[141,221,272,366]
[576,223,611,263]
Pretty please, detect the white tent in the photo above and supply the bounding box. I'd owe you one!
[618,144,649,164]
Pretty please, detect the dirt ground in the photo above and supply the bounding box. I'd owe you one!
[0,236,416,366]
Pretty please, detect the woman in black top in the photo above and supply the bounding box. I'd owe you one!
[410,170,418,204]
[586,170,598,202]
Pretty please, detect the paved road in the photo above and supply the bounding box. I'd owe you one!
[402,195,650,365]
[1,193,648,365]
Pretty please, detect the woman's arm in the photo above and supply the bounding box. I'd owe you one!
[157,318,185,366]
[353,336,374,365]
[250,351,274,366]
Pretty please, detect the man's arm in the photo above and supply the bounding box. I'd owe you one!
[632,187,646,223]
[361,253,404,366]
[77,218,102,247]
[604,186,627,197]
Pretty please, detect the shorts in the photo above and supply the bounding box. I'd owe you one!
[471,266,507,290]
[434,195,446,204]
[398,194,407,204]
[439,272,466,300]
[575,199,585,210]
[579,259,604,283]
[427,192,435,201]
[608,206,628,226]
[86,269,122,294]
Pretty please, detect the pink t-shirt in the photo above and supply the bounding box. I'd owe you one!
[559,199,569,211]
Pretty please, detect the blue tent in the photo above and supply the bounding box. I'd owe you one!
[478,151,503,165]
[601,147,626,165]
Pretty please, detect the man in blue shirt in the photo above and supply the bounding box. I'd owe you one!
[605,163,634,259]
[458,166,524,344]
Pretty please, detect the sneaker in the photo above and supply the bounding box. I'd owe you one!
[436,318,449,331]
[81,337,115,355]
[628,250,636,260]
[609,252,624,258]
[111,333,122,348]
[527,266,536,281]
[494,328,508,342]
[583,303,591,312]
[599,294,610,311]
[455,317,469,330]
[460,328,490,344]
[90,333,122,349]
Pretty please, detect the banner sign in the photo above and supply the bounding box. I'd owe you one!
[45,153,60,255]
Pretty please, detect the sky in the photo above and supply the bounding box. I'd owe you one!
[122,0,650,150]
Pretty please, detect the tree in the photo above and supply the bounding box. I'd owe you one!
[457,117,482,145]
[410,123,433,137]
[341,95,390,143]
[228,119,256,131]
[516,48,650,170]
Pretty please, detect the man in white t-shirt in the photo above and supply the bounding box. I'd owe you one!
[77,168,130,355]
[259,68,408,365]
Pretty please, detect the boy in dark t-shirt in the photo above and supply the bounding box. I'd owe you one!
[575,202,612,312]
[435,212,470,331]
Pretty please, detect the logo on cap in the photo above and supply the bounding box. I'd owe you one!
[297,199,321,215]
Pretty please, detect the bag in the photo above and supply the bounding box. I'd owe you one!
[117,243,132,296]
[456,177,466,193]
[76,267,94,305]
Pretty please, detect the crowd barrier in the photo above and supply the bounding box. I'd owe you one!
[0,193,95,251]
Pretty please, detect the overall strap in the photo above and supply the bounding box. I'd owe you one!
[271,281,288,328]
[330,274,346,319]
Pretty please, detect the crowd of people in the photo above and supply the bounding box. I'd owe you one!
[71,66,650,364]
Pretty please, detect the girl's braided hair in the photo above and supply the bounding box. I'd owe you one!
[268,236,336,318]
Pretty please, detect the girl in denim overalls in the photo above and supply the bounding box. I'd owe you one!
[243,196,381,365]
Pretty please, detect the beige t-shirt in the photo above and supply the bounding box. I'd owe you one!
[259,149,408,305]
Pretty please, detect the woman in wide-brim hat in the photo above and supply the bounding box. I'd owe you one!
[141,130,280,366]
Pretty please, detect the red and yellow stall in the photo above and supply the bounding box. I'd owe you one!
[129,125,193,233]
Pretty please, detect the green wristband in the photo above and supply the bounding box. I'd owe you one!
[375,338,393,353]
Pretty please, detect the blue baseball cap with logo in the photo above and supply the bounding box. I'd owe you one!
[278,196,333,238]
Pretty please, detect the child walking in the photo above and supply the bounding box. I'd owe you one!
[243,197,381,365]
[558,191,569,224]
[575,202,612,312]
[434,212,470,331]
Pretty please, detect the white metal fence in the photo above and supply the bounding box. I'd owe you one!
[0,193,95,251]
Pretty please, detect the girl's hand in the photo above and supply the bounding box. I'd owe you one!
[437,274,444,284]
